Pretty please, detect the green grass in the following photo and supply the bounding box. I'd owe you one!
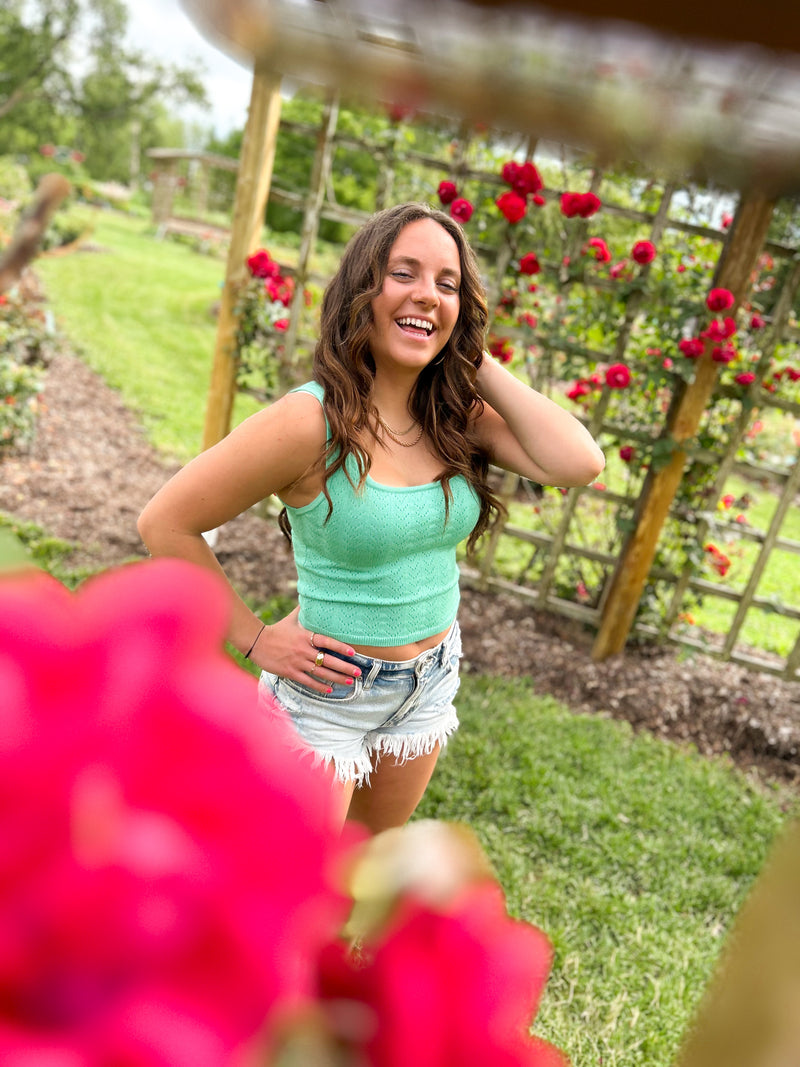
[35,209,261,461]
[419,675,793,1067]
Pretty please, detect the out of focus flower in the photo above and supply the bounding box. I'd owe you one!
[631,241,656,265]
[496,191,527,224]
[518,252,541,275]
[437,181,458,205]
[450,198,473,224]
[605,363,631,389]
[0,560,353,1064]
[706,288,735,312]
[560,192,601,218]
[679,338,705,359]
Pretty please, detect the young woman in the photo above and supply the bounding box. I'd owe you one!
[138,202,605,834]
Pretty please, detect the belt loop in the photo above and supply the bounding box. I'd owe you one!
[362,661,381,690]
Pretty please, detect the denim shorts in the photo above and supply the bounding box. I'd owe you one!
[258,620,462,786]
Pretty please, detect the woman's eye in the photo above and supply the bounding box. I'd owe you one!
[391,271,413,280]
[439,280,459,292]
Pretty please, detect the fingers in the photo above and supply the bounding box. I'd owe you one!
[303,642,362,694]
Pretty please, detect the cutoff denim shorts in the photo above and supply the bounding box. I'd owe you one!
[258,620,463,786]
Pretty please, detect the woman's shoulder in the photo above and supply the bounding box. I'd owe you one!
[289,380,325,405]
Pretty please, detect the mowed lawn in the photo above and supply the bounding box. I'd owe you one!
[32,208,796,1067]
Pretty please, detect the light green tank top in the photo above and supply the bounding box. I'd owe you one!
[284,382,481,646]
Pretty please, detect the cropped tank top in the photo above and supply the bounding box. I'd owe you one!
[283,382,481,646]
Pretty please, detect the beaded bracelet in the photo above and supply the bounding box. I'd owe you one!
[244,622,266,660]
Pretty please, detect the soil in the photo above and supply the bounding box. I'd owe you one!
[3,347,800,789]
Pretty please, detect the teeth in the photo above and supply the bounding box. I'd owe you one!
[397,317,434,333]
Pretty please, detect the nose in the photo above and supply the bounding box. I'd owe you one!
[412,274,439,307]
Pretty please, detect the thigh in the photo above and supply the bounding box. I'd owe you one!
[346,745,442,835]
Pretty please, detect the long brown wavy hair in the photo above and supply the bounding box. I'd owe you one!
[279,201,505,555]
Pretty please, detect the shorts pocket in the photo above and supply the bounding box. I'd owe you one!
[276,673,363,705]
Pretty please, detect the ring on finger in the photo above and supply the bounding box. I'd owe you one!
[310,632,318,649]
[314,650,325,668]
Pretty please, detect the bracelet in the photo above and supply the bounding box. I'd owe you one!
[244,623,266,660]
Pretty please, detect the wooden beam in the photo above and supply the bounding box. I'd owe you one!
[201,60,282,451]
[591,192,775,660]
[674,818,800,1067]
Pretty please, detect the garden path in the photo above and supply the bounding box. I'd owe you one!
[2,348,799,787]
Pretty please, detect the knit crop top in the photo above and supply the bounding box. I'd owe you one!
[284,382,481,646]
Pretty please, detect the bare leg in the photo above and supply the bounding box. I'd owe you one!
[346,745,441,835]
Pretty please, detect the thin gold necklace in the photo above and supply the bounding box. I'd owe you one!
[373,409,424,448]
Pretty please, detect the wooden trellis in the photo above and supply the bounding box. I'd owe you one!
[198,69,800,681]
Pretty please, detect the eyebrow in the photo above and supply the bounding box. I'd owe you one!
[389,255,461,280]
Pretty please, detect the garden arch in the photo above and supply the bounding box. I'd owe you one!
[183,2,800,682]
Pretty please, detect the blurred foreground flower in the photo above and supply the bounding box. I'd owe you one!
[305,822,567,1067]
[0,559,353,1065]
[0,560,567,1066]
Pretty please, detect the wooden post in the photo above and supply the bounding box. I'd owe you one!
[201,60,283,451]
[591,192,775,660]
[674,818,800,1067]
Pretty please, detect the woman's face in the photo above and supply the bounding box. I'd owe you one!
[367,218,461,378]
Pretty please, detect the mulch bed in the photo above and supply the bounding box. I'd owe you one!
[3,348,799,788]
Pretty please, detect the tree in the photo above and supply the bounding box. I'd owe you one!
[0,0,80,155]
[73,0,207,183]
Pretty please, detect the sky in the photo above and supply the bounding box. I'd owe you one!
[122,0,254,136]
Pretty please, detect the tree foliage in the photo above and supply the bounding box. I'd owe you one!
[0,0,208,184]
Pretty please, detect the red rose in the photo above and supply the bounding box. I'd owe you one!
[450,197,474,223]
[702,317,737,342]
[735,372,756,385]
[514,161,543,196]
[532,194,546,207]
[247,249,279,278]
[576,192,601,217]
[501,161,521,187]
[678,338,705,358]
[438,180,458,205]
[567,381,591,401]
[619,445,635,463]
[274,318,289,332]
[711,344,737,364]
[750,313,766,329]
[559,192,582,218]
[518,312,538,329]
[488,338,514,363]
[605,363,631,389]
[721,213,733,229]
[787,368,800,381]
[706,287,735,312]
[585,237,611,263]
[631,240,657,264]
[518,252,541,275]
[496,191,527,224]
[610,259,631,280]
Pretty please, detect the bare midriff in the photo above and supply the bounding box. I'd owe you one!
[349,624,452,661]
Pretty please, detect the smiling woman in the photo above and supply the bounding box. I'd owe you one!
[138,201,605,836]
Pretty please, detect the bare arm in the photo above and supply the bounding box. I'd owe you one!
[472,354,605,486]
[137,391,360,692]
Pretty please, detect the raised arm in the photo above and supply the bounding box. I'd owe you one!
[472,354,605,487]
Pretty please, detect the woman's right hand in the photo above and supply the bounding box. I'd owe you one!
[249,606,362,694]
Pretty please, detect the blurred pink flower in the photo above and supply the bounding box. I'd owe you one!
[679,338,705,359]
[605,363,631,389]
[706,288,735,312]
[0,561,354,1063]
[317,884,565,1067]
